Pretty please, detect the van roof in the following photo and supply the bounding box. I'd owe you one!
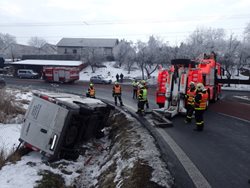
[33,92,106,109]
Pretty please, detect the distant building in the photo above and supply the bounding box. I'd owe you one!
[0,43,57,60]
[57,38,119,58]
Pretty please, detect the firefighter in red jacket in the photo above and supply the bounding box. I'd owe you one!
[194,83,208,131]
[113,82,124,106]
[86,83,95,98]
[185,82,196,123]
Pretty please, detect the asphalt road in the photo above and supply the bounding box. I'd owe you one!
[5,78,250,188]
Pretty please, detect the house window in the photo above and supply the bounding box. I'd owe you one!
[73,49,77,54]
[64,49,67,54]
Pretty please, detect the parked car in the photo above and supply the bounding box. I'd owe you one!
[17,69,40,79]
[90,75,112,84]
[0,77,6,88]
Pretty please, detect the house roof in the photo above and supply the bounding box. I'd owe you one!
[10,60,83,66]
[57,38,119,48]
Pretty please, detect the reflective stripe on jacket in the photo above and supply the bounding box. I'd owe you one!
[138,88,147,101]
[195,90,208,110]
[186,88,196,105]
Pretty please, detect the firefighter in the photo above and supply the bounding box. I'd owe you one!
[185,81,196,123]
[132,79,138,99]
[193,83,208,131]
[112,81,124,106]
[136,82,147,115]
[86,83,95,98]
[140,80,149,109]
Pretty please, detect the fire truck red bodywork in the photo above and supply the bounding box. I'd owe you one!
[156,55,222,108]
[43,67,79,83]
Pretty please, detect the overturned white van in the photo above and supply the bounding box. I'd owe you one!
[19,92,113,161]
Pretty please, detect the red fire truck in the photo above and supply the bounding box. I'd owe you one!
[155,53,222,117]
[43,66,79,83]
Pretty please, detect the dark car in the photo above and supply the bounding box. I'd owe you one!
[90,75,112,84]
[0,77,6,88]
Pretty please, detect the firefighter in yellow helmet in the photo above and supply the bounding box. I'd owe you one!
[136,81,148,115]
[112,81,124,106]
[193,83,208,131]
[86,83,95,98]
[140,80,149,109]
[185,81,196,123]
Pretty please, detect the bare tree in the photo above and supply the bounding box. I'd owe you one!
[0,33,17,61]
[185,27,226,59]
[28,37,47,54]
[113,40,133,67]
[136,41,147,79]
[219,33,240,86]
[82,48,105,73]
[124,46,136,74]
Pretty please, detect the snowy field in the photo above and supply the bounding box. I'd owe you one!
[79,61,158,85]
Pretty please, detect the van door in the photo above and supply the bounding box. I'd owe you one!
[20,96,69,154]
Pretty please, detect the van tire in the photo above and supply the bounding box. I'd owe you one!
[60,149,79,160]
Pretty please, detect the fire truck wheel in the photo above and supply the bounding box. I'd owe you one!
[64,126,78,147]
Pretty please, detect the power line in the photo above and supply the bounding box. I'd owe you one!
[0,14,249,27]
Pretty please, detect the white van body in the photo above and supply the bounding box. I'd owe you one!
[19,92,112,160]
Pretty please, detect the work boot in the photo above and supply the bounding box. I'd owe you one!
[120,102,124,106]
[115,102,117,106]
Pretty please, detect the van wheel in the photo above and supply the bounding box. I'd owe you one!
[60,149,79,160]
[64,126,78,147]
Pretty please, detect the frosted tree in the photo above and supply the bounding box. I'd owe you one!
[28,37,47,54]
[0,33,17,61]
[124,45,136,74]
[82,48,105,73]
[219,34,240,86]
[113,40,133,67]
[184,27,226,59]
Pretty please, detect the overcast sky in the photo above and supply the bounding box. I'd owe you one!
[0,0,250,45]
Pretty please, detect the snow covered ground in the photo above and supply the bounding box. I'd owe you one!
[79,61,158,85]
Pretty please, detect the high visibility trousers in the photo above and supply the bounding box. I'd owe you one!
[195,110,205,130]
[185,104,194,122]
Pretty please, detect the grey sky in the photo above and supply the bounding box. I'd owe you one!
[0,0,250,45]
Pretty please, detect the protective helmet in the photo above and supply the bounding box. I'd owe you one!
[115,81,119,85]
[196,83,204,91]
[90,83,94,87]
[189,81,195,86]
[140,80,146,85]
